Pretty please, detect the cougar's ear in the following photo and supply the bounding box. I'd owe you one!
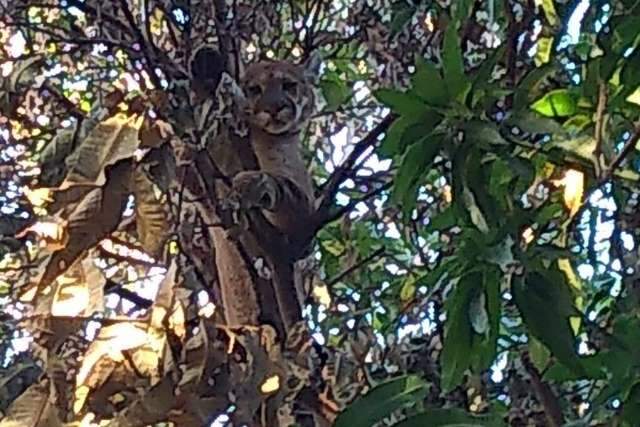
[303,51,322,84]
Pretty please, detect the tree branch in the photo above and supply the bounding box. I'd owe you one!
[318,180,392,227]
[593,82,608,178]
[327,246,385,286]
[315,114,395,218]
[600,121,640,184]
[522,353,564,427]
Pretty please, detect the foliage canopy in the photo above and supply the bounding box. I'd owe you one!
[1,0,640,426]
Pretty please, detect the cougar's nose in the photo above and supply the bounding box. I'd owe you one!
[259,83,287,115]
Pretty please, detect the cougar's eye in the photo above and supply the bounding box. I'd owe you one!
[282,80,297,92]
[247,84,262,96]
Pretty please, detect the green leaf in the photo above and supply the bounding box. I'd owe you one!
[529,336,551,372]
[512,272,585,376]
[441,272,478,392]
[621,49,640,91]
[427,206,457,230]
[470,266,501,371]
[412,57,448,106]
[380,112,443,157]
[392,134,443,213]
[375,88,428,117]
[319,78,350,111]
[464,121,508,147]
[443,23,470,102]
[562,114,592,134]
[611,15,640,54]
[400,275,417,302]
[513,65,555,110]
[390,4,415,35]
[622,383,640,423]
[334,375,427,427]
[453,0,474,22]
[471,46,505,91]
[394,408,505,427]
[504,111,566,135]
[530,89,577,117]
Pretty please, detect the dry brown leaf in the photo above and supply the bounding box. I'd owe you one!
[29,159,132,298]
[0,379,63,427]
[133,166,171,259]
[61,113,143,188]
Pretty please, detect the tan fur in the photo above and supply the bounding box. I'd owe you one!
[210,58,318,330]
[238,60,317,238]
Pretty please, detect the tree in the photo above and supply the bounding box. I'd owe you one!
[1,0,640,425]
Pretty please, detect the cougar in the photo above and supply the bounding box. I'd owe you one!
[209,54,320,332]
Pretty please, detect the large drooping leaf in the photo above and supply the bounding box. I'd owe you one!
[375,89,428,117]
[392,134,443,213]
[380,111,443,157]
[394,408,506,427]
[50,255,105,317]
[334,375,428,427]
[504,111,566,135]
[27,159,132,298]
[134,166,171,258]
[512,65,555,110]
[411,58,448,106]
[470,266,501,371]
[440,272,476,392]
[512,271,585,376]
[62,113,143,188]
[319,77,351,112]
[442,22,470,101]
[0,379,63,427]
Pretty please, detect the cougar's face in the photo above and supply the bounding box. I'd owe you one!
[241,61,316,136]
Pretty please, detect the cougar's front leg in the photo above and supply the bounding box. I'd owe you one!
[231,170,314,247]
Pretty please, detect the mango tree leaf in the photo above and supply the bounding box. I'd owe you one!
[622,382,640,423]
[530,89,577,117]
[380,112,443,157]
[529,336,552,372]
[464,121,508,147]
[392,134,443,214]
[390,3,415,35]
[375,88,428,117]
[453,0,474,22]
[394,408,506,427]
[513,65,555,110]
[441,272,478,392]
[512,272,585,376]
[62,112,143,188]
[470,266,501,371]
[0,379,63,427]
[443,23,470,101]
[41,161,132,290]
[621,49,640,91]
[320,78,351,111]
[334,375,428,427]
[412,57,448,106]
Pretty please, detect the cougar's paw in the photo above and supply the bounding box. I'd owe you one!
[231,171,278,210]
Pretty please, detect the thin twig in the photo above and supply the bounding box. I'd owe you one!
[600,121,640,184]
[522,353,564,427]
[318,181,392,227]
[318,114,395,199]
[117,0,163,89]
[593,82,608,178]
[327,246,385,286]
